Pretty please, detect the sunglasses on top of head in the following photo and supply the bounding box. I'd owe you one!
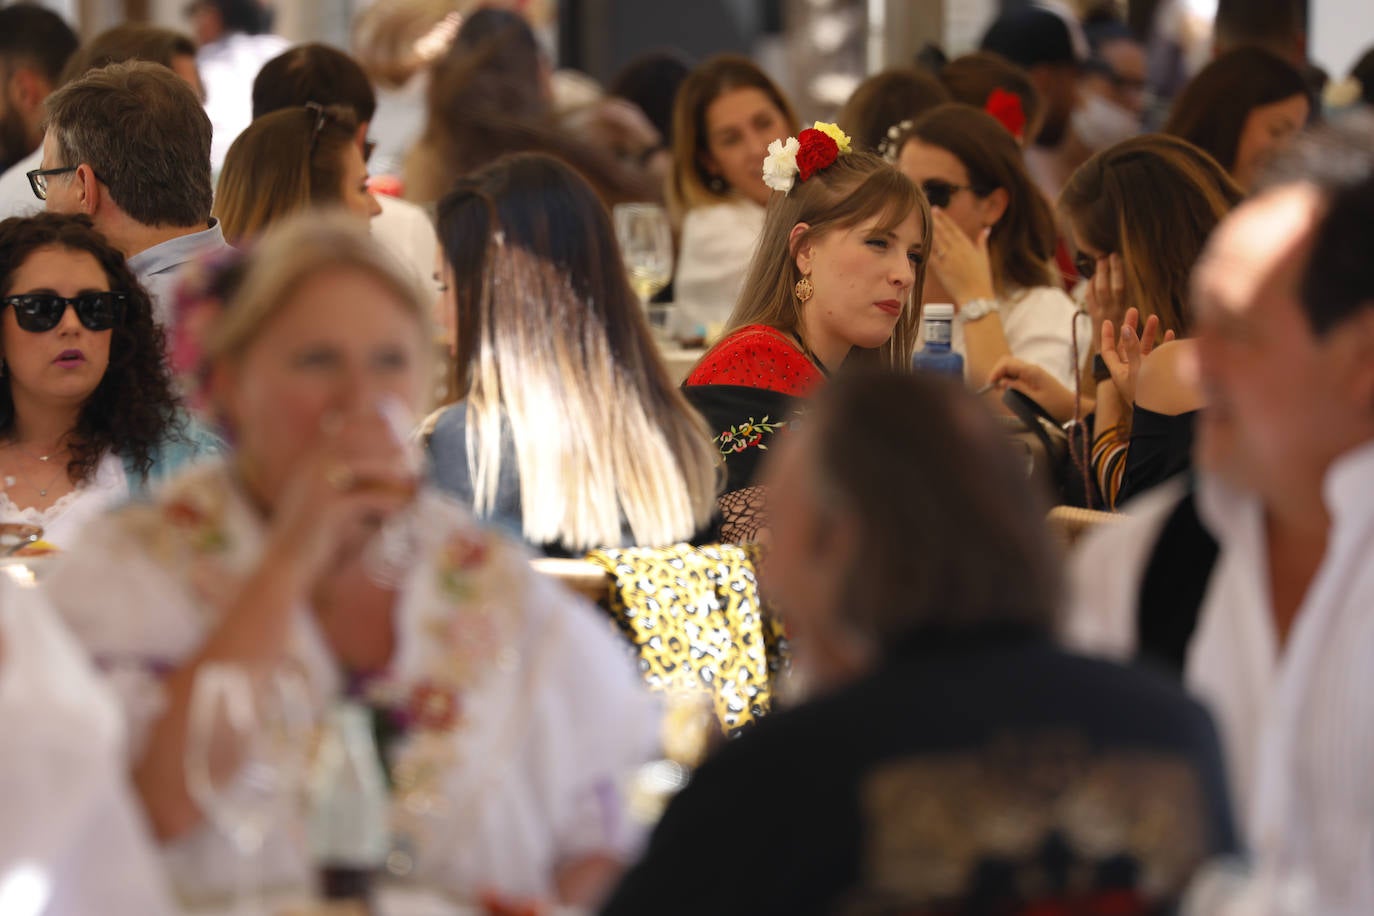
[0,291,127,333]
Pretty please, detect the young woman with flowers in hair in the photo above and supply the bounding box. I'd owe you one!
[890,103,1089,393]
[683,122,928,542]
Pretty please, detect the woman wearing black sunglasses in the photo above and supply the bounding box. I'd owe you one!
[0,213,218,546]
[891,104,1087,394]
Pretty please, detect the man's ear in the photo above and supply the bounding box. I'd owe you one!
[73,164,100,216]
[790,222,813,275]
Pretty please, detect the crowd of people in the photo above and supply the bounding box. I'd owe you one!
[0,0,1372,914]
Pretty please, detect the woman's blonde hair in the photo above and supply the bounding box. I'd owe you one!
[724,150,929,370]
[437,153,719,550]
[1060,134,1243,335]
[209,213,430,398]
[213,104,359,246]
[666,55,798,219]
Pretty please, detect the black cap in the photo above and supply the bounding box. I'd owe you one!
[980,5,1085,70]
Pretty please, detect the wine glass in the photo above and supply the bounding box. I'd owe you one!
[185,662,314,913]
[613,203,675,337]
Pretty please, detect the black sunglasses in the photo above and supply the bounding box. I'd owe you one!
[1,292,126,332]
[920,178,982,209]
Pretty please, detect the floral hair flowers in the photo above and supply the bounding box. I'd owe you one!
[762,121,853,194]
[984,88,1027,141]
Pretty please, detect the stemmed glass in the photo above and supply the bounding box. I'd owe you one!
[185,662,314,913]
[613,203,675,338]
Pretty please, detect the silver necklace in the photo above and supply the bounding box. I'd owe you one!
[6,444,69,498]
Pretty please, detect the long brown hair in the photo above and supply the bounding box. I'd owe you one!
[436,153,719,550]
[901,103,1058,293]
[1060,134,1243,335]
[213,104,359,246]
[667,55,798,218]
[836,68,949,154]
[938,52,1044,145]
[724,151,929,371]
[1162,46,1309,180]
[406,8,654,206]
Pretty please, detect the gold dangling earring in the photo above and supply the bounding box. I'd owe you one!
[794,274,814,303]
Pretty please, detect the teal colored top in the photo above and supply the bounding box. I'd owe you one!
[122,415,225,497]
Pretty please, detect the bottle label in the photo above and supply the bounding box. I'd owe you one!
[923,319,952,346]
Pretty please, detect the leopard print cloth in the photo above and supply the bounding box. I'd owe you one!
[586,543,788,735]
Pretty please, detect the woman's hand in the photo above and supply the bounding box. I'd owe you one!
[928,208,996,307]
[1084,253,1128,332]
[988,355,1079,423]
[263,406,418,590]
[1099,307,1174,407]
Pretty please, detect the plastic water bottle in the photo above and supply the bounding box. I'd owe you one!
[309,701,390,913]
[912,303,965,378]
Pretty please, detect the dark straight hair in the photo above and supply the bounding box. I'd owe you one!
[810,368,1062,642]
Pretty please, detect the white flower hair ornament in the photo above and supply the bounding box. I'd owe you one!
[761,122,853,195]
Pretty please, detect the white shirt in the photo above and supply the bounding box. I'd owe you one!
[945,285,1091,390]
[372,195,439,315]
[44,462,658,904]
[198,32,292,172]
[0,451,128,549]
[0,147,41,221]
[0,576,176,916]
[1067,441,1374,915]
[674,197,766,340]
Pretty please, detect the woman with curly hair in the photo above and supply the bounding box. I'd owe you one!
[0,213,219,546]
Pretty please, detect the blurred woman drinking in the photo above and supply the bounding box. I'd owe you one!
[45,213,656,907]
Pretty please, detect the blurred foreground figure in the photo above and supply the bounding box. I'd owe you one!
[1070,113,1374,914]
[0,575,176,916]
[604,370,1236,916]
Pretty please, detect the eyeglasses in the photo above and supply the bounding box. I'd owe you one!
[920,179,981,209]
[1074,252,1105,280]
[26,166,77,201]
[1,292,126,332]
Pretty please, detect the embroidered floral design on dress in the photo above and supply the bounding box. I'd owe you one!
[714,416,784,457]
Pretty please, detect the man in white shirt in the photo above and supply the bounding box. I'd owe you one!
[0,5,77,220]
[1068,113,1374,914]
[36,60,231,327]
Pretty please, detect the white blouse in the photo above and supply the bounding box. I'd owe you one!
[1066,441,1374,915]
[0,452,129,549]
[0,576,176,916]
[674,197,766,340]
[922,286,1091,390]
[43,462,659,905]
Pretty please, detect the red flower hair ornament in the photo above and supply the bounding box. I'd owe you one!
[761,122,853,194]
[985,88,1027,141]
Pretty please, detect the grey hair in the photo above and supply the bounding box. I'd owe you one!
[43,60,213,228]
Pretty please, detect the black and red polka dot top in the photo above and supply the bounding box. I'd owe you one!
[684,324,824,397]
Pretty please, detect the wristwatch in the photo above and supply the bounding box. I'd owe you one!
[955,297,999,324]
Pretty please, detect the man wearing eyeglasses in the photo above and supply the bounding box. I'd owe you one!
[32,59,231,328]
